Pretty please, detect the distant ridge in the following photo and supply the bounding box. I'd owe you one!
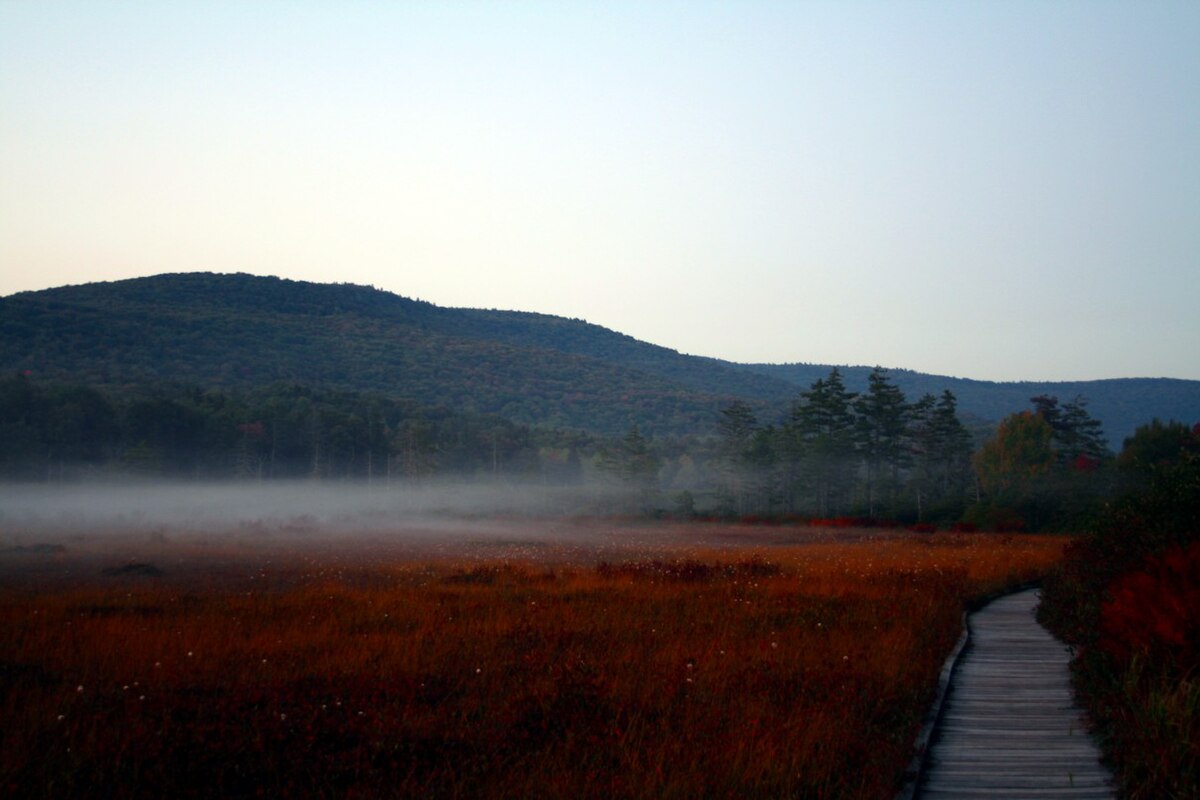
[2,272,1197,441]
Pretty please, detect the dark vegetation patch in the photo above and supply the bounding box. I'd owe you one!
[100,562,163,577]
[595,557,781,583]
[2,544,67,555]
[440,564,554,586]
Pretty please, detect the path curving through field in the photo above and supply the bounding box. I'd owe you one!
[917,588,1114,799]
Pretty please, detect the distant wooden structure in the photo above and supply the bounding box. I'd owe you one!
[917,588,1115,799]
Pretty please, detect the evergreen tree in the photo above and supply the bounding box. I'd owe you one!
[854,367,909,516]
[1030,395,1064,435]
[599,425,662,511]
[908,393,938,519]
[787,368,858,516]
[1058,396,1108,464]
[911,390,974,518]
[1030,394,1109,466]
[746,425,786,514]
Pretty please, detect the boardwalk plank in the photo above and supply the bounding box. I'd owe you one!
[916,588,1114,799]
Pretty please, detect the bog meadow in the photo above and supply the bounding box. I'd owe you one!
[2,514,1067,799]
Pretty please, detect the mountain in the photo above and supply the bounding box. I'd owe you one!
[2,272,1197,442]
[0,273,795,436]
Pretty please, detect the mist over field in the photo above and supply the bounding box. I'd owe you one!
[0,479,635,540]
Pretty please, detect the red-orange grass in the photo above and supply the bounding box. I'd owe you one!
[0,527,1068,799]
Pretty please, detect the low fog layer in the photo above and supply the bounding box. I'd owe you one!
[0,479,637,537]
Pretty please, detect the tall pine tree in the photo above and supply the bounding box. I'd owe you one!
[787,368,858,516]
[854,367,910,516]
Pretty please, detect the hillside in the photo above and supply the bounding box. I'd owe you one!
[2,272,1196,441]
[0,273,795,436]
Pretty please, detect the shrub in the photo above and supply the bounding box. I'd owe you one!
[1039,424,1200,798]
[1099,541,1200,671]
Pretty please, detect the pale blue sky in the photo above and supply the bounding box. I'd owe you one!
[2,1,1197,381]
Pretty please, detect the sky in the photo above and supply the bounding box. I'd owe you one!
[1,1,1197,382]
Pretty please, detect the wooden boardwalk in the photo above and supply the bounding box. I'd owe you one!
[917,588,1115,799]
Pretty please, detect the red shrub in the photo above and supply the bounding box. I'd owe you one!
[809,517,857,528]
[991,510,1027,533]
[1100,541,1200,668]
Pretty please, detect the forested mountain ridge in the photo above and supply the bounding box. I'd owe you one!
[0,273,794,436]
[2,272,1197,441]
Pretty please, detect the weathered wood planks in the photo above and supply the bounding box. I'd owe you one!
[917,588,1114,800]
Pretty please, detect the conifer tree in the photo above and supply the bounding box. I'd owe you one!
[927,390,974,509]
[1058,396,1109,464]
[788,368,858,516]
[1030,394,1109,465]
[599,425,661,511]
[854,367,910,516]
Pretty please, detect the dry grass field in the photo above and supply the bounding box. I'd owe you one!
[1,520,1069,799]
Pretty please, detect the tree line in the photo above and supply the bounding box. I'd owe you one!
[5,369,1190,533]
[703,366,1149,531]
[710,367,976,521]
[0,375,549,481]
